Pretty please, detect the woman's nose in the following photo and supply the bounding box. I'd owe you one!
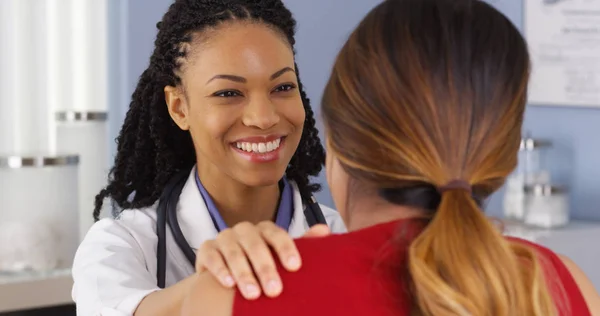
[241,98,280,130]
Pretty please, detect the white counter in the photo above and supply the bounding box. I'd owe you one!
[504,220,600,289]
[0,268,73,313]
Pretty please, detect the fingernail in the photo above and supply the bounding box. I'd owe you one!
[266,280,281,294]
[245,284,260,298]
[222,275,235,287]
[287,256,300,269]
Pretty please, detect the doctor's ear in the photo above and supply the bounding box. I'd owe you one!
[164,85,190,131]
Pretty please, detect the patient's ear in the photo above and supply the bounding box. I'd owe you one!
[181,273,234,316]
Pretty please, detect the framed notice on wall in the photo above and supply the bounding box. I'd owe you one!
[524,0,600,108]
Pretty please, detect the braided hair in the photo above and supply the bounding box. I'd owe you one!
[93,0,325,221]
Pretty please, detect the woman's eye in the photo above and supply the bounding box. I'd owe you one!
[273,83,297,93]
[213,90,242,97]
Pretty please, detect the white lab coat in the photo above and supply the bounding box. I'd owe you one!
[71,169,346,316]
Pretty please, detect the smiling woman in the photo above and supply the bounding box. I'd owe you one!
[164,22,305,190]
[70,1,346,316]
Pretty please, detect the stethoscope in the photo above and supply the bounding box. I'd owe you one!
[155,168,328,288]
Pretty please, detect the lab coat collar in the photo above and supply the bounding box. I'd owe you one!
[177,169,309,251]
[177,170,219,252]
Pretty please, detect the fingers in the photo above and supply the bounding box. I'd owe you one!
[213,226,264,299]
[194,221,307,300]
[234,222,283,298]
[257,221,302,272]
[195,240,235,288]
[302,224,331,238]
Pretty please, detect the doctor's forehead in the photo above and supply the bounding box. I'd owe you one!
[178,21,295,82]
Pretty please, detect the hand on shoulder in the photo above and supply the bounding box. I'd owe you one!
[194,221,330,298]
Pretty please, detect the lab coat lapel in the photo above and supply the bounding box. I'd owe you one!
[175,171,308,249]
[176,169,218,252]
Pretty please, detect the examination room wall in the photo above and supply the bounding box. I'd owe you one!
[481,0,600,221]
[123,0,600,220]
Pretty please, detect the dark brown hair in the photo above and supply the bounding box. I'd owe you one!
[322,0,560,314]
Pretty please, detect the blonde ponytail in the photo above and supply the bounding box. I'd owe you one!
[408,188,559,316]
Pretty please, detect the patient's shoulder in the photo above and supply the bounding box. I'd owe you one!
[181,273,234,316]
[557,254,600,315]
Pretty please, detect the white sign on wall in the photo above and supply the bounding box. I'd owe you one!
[524,0,600,108]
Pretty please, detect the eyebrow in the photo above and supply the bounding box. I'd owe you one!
[206,67,295,84]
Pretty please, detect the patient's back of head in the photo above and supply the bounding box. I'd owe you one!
[324,0,562,313]
[320,0,555,315]
[233,0,588,315]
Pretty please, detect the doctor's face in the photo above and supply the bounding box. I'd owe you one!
[165,21,305,187]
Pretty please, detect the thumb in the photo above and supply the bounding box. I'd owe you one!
[303,224,331,238]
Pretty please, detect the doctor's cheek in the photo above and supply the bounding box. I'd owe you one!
[194,221,330,299]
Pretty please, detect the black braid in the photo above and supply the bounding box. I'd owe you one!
[94,0,325,221]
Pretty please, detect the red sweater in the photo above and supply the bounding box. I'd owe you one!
[233,220,590,315]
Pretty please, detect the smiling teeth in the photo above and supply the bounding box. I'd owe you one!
[236,138,281,153]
